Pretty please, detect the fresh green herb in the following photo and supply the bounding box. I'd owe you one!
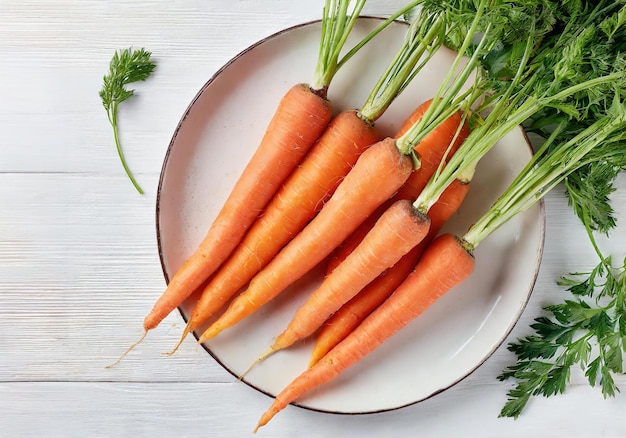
[99,47,156,195]
[412,0,626,216]
[498,148,626,417]
[497,0,626,418]
[498,236,626,419]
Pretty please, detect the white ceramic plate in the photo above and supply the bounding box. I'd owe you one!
[157,18,545,414]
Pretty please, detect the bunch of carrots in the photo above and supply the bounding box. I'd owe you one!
[111,0,626,432]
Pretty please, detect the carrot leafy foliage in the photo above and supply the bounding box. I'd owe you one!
[497,0,626,418]
[99,47,156,195]
[499,248,626,418]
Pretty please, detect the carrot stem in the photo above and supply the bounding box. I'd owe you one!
[464,109,626,249]
[108,102,144,194]
[359,13,445,123]
[336,0,423,72]
[415,71,624,215]
[312,0,367,92]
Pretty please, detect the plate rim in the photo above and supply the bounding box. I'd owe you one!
[155,17,547,415]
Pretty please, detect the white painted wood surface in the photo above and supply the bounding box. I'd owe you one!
[1,1,625,437]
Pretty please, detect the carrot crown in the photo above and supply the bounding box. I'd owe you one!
[311,0,425,98]
[311,0,366,96]
[357,9,446,124]
[438,3,626,248]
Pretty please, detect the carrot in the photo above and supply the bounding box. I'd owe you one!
[146,83,331,331]
[322,100,432,274]
[255,233,475,431]
[108,86,330,367]
[253,199,431,363]
[311,178,471,365]
[198,137,414,343]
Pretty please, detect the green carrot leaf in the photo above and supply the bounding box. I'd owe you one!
[99,47,156,195]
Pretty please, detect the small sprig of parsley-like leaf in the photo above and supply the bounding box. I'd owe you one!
[99,47,156,195]
[498,253,626,419]
[566,162,625,234]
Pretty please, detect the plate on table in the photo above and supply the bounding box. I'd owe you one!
[156,17,545,414]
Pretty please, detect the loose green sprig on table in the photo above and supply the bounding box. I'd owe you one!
[498,246,626,418]
[497,0,626,418]
[99,47,156,195]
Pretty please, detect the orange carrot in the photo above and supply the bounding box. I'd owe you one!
[145,84,331,333]
[198,137,414,343]
[255,199,431,362]
[255,233,475,431]
[310,178,471,365]
[322,100,437,272]
[176,110,380,341]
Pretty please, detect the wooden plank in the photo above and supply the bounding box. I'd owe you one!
[0,173,224,381]
[0,381,625,438]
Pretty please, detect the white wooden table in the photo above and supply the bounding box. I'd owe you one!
[2,1,626,437]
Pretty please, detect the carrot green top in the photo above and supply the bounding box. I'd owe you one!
[412,1,626,217]
[495,2,626,421]
[311,0,365,95]
[357,8,445,124]
[463,95,626,251]
[310,0,422,98]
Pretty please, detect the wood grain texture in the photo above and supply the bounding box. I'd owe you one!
[1,380,625,438]
[1,0,626,436]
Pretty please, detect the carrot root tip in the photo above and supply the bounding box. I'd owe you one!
[162,325,191,356]
[105,329,148,369]
[240,346,276,381]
